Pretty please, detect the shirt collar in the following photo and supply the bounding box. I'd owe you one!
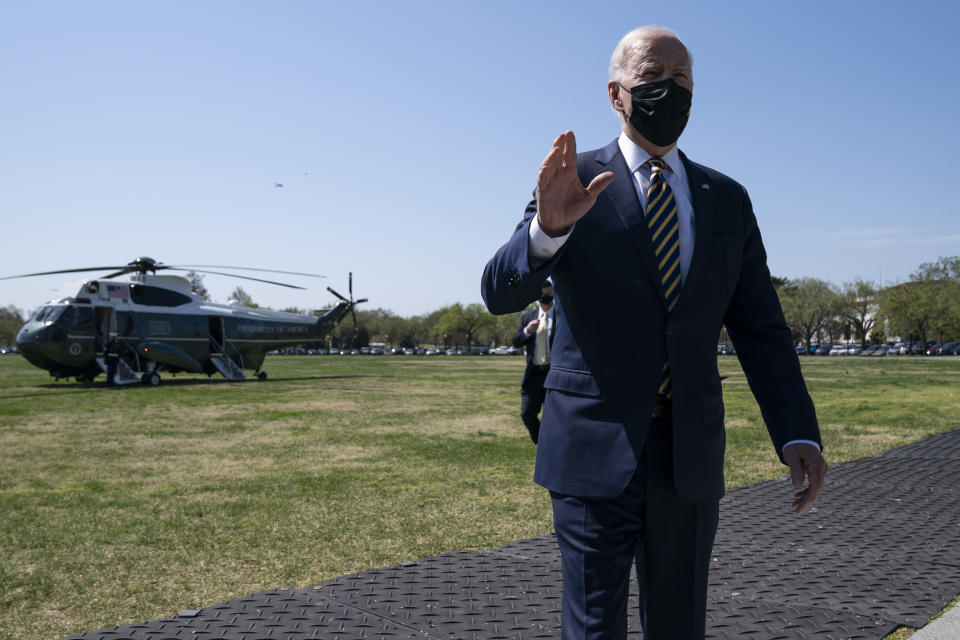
[617,132,684,178]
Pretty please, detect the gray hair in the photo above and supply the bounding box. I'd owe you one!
[609,26,692,85]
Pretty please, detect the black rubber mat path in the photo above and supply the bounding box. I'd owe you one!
[61,428,960,639]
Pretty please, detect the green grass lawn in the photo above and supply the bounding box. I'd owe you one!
[1,354,958,639]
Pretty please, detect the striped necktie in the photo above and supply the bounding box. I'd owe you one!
[646,158,680,397]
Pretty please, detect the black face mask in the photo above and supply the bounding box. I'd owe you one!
[539,295,554,305]
[619,78,692,147]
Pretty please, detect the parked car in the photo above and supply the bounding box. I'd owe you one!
[935,342,958,355]
[828,344,848,356]
[814,344,832,356]
[846,345,862,356]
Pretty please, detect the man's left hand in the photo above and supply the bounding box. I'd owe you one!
[783,443,827,513]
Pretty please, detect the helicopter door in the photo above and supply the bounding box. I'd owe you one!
[94,307,115,353]
[208,316,224,354]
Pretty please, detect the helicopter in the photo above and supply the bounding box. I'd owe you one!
[2,257,366,386]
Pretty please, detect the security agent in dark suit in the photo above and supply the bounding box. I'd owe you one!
[512,280,555,444]
[481,26,827,640]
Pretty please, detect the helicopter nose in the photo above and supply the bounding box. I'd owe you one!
[15,324,61,370]
[17,326,34,345]
[16,326,39,353]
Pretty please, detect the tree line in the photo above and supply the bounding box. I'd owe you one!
[2,257,958,350]
[773,256,960,349]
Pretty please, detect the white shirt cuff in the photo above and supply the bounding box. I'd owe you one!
[528,215,573,260]
[783,439,821,453]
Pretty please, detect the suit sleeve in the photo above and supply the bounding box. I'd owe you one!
[482,195,568,315]
[513,311,535,348]
[723,187,822,461]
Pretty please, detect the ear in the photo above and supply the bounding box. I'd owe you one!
[608,82,625,112]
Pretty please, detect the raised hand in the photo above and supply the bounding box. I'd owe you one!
[536,131,615,237]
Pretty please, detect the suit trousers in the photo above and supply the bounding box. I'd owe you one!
[520,366,549,444]
[549,415,719,640]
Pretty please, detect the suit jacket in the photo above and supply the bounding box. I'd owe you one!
[513,305,555,390]
[482,139,821,502]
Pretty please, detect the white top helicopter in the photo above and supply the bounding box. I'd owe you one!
[3,257,365,386]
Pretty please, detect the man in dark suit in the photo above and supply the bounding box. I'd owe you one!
[512,280,555,444]
[481,26,827,640]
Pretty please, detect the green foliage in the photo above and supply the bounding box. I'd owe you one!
[493,309,527,346]
[840,278,878,349]
[228,286,257,308]
[434,303,496,349]
[777,278,840,347]
[184,271,211,301]
[0,305,25,345]
[878,256,960,345]
[880,279,960,345]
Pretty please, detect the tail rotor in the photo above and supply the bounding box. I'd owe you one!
[327,271,367,327]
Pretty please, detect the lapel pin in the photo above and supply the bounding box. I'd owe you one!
[700,183,710,190]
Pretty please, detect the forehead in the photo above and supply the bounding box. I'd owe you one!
[627,35,689,70]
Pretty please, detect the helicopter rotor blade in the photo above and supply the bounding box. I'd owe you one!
[351,307,359,327]
[327,286,349,302]
[349,272,353,300]
[165,268,306,289]
[0,266,129,281]
[101,269,136,279]
[175,265,325,278]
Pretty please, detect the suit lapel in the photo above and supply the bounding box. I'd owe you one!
[676,152,715,309]
[594,141,666,307]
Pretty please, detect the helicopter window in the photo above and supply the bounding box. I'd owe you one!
[129,284,191,307]
[148,320,171,335]
[55,306,94,331]
[34,306,63,323]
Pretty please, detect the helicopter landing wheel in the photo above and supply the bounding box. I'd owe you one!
[142,372,161,387]
[257,371,268,381]
[76,374,92,385]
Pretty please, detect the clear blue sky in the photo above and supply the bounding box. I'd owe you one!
[2,1,958,317]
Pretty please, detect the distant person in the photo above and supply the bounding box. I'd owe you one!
[482,25,826,640]
[105,336,119,387]
[512,280,555,443]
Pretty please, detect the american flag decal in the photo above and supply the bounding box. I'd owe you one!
[107,284,129,302]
